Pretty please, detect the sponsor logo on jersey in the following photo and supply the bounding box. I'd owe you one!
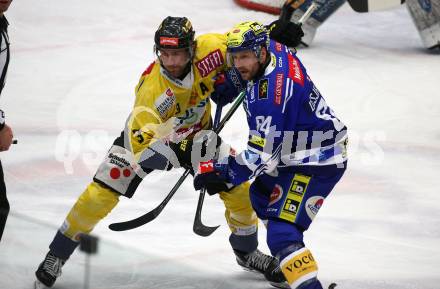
[195,49,224,77]
[108,153,131,168]
[269,184,283,206]
[175,98,209,126]
[160,37,179,46]
[198,160,214,174]
[155,88,176,119]
[249,134,266,148]
[258,79,268,100]
[279,174,310,222]
[275,73,284,105]
[282,248,318,284]
[289,178,308,196]
[278,56,283,68]
[107,152,134,180]
[305,196,324,220]
[281,197,300,220]
[288,54,304,86]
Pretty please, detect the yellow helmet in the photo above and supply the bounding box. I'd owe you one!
[226,21,269,53]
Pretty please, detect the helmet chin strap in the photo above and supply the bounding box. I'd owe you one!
[254,46,270,80]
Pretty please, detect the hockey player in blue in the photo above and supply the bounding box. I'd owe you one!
[194,21,348,289]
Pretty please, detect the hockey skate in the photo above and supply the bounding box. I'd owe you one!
[34,252,65,288]
[234,249,289,289]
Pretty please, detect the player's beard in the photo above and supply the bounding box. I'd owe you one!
[163,58,191,79]
[238,63,259,81]
[237,69,252,81]
[166,65,185,78]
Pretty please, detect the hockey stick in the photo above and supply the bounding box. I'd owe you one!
[109,91,246,231]
[192,7,318,237]
[297,2,319,24]
[193,102,223,237]
[347,0,406,13]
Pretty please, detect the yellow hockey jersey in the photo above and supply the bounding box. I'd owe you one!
[127,33,228,161]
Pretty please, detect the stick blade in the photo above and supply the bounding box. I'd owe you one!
[193,223,220,237]
[108,209,159,231]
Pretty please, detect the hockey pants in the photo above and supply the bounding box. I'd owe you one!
[49,179,257,260]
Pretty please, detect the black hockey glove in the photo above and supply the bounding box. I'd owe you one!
[210,68,245,105]
[169,131,222,172]
[267,0,305,47]
[194,159,234,195]
[267,19,304,48]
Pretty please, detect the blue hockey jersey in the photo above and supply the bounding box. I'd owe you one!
[225,40,348,185]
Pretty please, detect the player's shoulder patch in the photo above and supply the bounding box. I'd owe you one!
[258,79,269,100]
[142,61,156,76]
[136,62,157,94]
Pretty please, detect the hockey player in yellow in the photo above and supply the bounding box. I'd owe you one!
[34,17,287,289]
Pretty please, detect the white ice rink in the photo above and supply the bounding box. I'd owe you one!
[1,0,440,288]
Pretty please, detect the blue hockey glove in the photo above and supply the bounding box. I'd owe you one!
[210,68,245,105]
[194,159,233,195]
